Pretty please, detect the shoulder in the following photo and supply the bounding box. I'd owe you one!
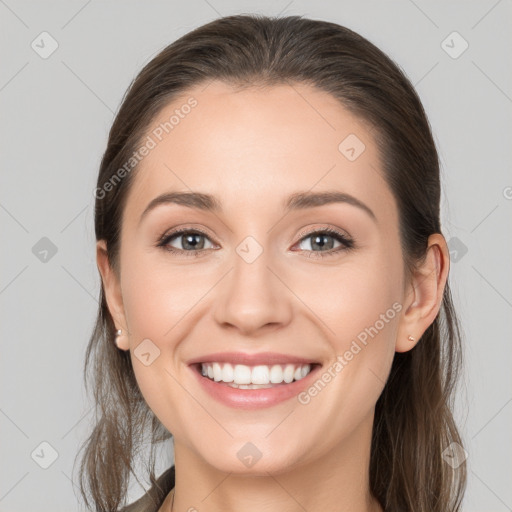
[119,466,175,512]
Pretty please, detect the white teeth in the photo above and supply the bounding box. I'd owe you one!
[227,382,274,389]
[222,363,234,382]
[269,365,283,383]
[251,365,270,384]
[200,362,312,385]
[233,364,252,384]
[283,365,295,383]
[213,362,222,382]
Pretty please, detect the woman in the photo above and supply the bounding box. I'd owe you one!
[76,14,467,512]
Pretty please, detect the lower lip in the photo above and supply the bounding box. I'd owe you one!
[190,364,322,410]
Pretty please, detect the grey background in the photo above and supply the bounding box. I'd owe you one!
[1,0,511,510]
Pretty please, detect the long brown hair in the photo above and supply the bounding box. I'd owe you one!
[76,14,467,511]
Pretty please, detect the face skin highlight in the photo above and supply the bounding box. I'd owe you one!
[97,81,449,512]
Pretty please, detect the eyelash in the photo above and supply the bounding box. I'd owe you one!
[156,226,355,259]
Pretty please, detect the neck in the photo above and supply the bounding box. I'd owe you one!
[165,412,382,512]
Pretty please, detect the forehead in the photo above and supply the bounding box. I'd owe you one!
[123,80,395,225]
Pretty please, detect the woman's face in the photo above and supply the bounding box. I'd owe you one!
[100,80,417,474]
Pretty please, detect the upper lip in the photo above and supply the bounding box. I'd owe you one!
[186,352,321,366]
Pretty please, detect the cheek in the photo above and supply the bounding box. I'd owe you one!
[304,254,401,380]
[122,258,193,435]
[120,253,205,340]
[307,257,400,335]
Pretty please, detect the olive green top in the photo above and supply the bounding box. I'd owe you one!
[120,466,175,512]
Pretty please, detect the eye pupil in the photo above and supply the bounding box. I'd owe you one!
[182,233,204,250]
[311,234,334,251]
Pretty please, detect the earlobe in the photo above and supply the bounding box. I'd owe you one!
[395,233,449,353]
[96,240,130,350]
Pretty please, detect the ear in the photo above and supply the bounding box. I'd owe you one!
[96,240,129,351]
[395,233,450,353]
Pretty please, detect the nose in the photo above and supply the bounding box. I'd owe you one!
[213,243,293,336]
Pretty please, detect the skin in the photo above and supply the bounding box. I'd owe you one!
[97,81,449,512]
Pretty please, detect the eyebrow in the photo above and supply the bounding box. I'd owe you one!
[139,190,377,224]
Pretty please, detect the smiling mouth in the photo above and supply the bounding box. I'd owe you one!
[192,362,321,389]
